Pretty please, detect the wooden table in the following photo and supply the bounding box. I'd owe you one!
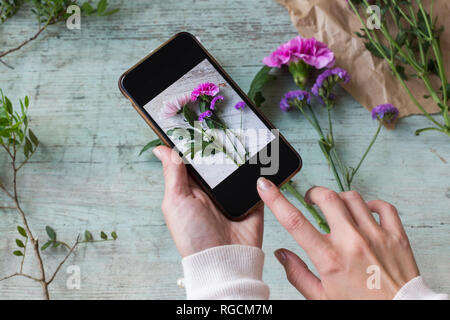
[0,0,448,299]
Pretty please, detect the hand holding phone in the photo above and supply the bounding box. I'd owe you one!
[119,32,302,219]
[154,146,264,257]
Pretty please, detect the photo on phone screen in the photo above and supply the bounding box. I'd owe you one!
[143,58,276,189]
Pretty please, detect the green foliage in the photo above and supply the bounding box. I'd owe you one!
[138,138,162,156]
[80,0,120,17]
[247,66,276,108]
[349,0,450,137]
[0,89,39,165]
[0,0,26,23]
[13,225,28,256]
[17,226,27,237]
[27,0,119,23]
[1,0,120,59]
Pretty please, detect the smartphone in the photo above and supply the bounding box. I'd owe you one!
[118,32,302,220]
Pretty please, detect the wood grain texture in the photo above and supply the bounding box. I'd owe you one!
[0,0,449,299]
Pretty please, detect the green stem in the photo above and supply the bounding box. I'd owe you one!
[307,105,345,192]
[282,181,330,233]
[327,107,348,190]
[389,61,445,130]
[349,122,382,185]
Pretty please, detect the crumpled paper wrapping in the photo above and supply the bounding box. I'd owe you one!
[276,0,450,127]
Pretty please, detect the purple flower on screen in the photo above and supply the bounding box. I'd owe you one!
[234,101,246,110]
[198,110,213,122]
[191,82,220,102]
[209,95,224,110]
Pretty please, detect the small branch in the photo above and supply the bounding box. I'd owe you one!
[0,205,15,209]
[20,237,28,273]
[0,20,50,59]
[0,272,40,282]
[46,236,80,285]
[17,147,38,171]
[0,58,14,69]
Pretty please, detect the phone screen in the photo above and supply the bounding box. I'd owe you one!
[142,58,275,189]
[120,32,301,218]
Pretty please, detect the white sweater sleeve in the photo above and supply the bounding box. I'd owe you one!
[394,276,449,300]
[181,245,448,300]
[181,245,270,300]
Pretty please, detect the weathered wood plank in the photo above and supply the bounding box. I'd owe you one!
[0,0,448,299]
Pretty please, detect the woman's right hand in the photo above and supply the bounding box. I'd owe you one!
[257,177,420,300]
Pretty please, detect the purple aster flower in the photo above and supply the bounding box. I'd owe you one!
[312,67,350,97]
[191,82,220,102]
[234,101,246,110]
[371,104,399,123]
[198,110,213,122]
[279,90,311,111]
[209,95,224,110]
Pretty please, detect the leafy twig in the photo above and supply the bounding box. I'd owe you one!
[0,0,120,61]
[0,90,118,299]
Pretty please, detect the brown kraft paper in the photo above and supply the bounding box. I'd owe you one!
[276,0,450,127]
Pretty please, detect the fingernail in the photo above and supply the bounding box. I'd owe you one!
[274,250,286,265]
[152,147,161,160]
[257,177,273,191]
[304,186,316,205]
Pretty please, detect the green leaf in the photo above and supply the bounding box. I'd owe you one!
[81,2,95,15]
[97,0,107,15]
[13,250,23,256]
[396,65,408,81]
[247,66,276,107]
[102,8,120,16]
[24,137,33,155]
[46,226,56,240]
[183,105,197,127]
[17,226,27,237]
[100,231,108,240]
[139,138,162,156]
[28,129,39,146]
[15,239,25,248]
[364,42,385,59]
[111,231,118,240]
[24,96,29,108]
[5,96,12,114]
[41,241,52,251]
[85,230,93,242]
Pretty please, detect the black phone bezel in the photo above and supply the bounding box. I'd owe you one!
[118,32,302,220]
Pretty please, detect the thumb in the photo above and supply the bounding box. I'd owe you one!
[153,146,191,200]
[274,248,324,300]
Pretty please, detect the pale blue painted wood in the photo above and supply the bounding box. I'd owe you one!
[0,0,448,299]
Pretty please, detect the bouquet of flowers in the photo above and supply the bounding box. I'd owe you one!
[250,36,399,232]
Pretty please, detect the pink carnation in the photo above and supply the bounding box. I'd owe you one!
[191,82,220,102]
[263,37,335,69]
[161,92,190,119]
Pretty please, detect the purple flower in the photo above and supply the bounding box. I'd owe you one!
[312,68,350,97]
[209,95,224,110]
[280,90,311,111]
[263,37,335,69]
[234,101,246,110]
[191,82,220,102]
[198,110,213,122]
[371,104,399,123]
